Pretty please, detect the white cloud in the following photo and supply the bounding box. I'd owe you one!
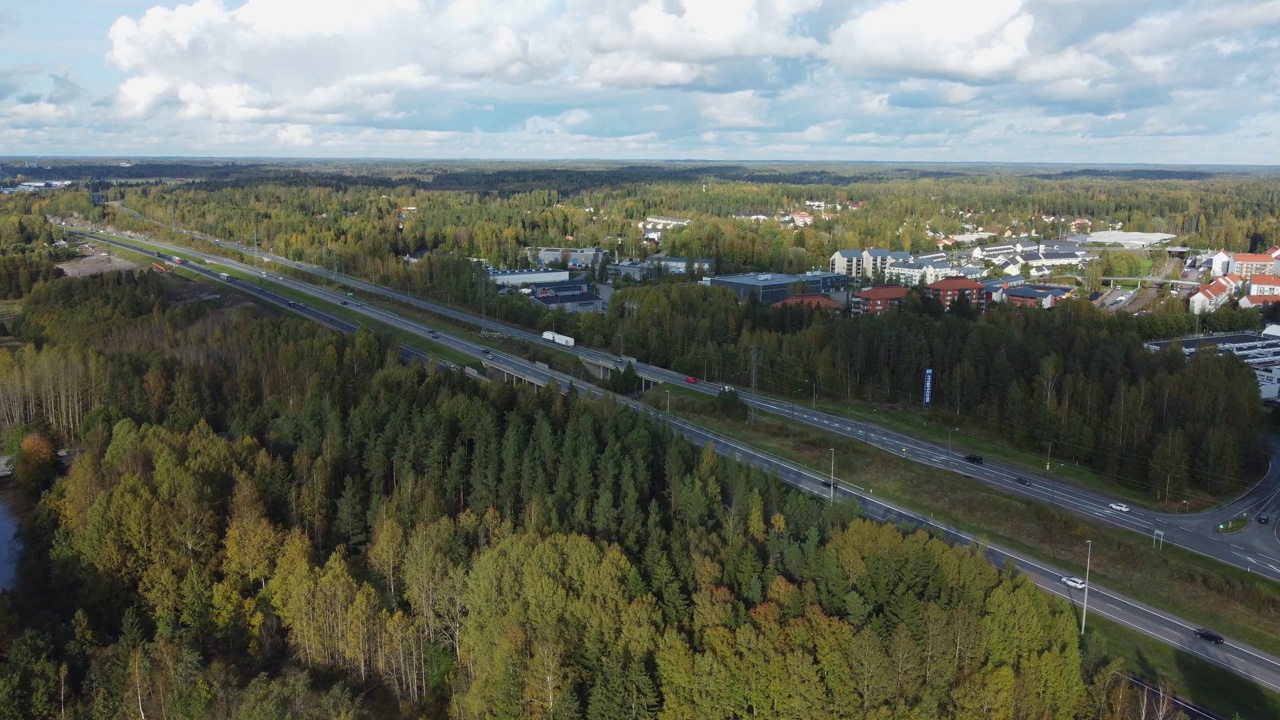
[697,90,769,128]
[824,0,1035,81]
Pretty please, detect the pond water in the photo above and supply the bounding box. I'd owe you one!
[0,492,17,590]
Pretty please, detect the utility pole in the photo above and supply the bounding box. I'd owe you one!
[1164,473,1171,503]
[1081,540,1092,635]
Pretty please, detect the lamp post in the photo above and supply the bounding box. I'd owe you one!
[948,428,957,469]
[830,448,836,502]
[1164,473,1172,504]
[666,390,670,426]
[1081,540,1093,635]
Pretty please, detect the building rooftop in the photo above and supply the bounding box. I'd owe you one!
[531,292,603,306]
[773,294,843,310]
[858,285,911,300]
[928,277,985,291]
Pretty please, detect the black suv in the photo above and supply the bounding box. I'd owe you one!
[1194,628,1225,644]
[1015,477,1031,487]
[964,454,984,465]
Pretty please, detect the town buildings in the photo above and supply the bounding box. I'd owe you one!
[855,285,911,315]
[926,277,985,310]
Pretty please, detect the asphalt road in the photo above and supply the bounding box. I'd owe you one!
[73,228,1280,697]
[92,222,1280,585]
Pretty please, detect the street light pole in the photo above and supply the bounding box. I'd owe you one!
[1164,473,1171,504]
[948,428,955,469]
[830,448,835,502]
[1081,540,1093,635]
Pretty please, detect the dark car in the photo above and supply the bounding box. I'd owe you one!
[1015,477,1031,487]
[1194,629,1225,644]
[1259,514,1270,525]
[964,454,984,465]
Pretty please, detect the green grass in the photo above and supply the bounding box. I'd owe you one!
[648,389,1280,662]
[1215,518,1249,534]
[1090,616,1280,720]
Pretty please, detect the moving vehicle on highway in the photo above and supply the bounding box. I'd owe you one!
[1194,628,1225,644]
[1109,503,1130,513]
[542,330,575,347]
[964,454,984,465]
[1061,576,1087,589]
[1016,477,1031,487]
[685,376,697,383]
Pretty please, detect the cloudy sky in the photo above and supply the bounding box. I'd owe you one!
[1,0,1279,162]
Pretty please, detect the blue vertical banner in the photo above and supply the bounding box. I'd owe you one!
[923,368,934,408]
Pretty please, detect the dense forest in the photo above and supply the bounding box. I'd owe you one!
[0,269,1194,718]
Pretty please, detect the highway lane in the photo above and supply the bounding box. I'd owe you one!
[77,226,1280,581]
[83,229,1280,697]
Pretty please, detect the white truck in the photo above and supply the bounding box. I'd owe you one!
[542,331,575,347]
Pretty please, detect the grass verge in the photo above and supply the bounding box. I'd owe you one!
[646,389,1280,663]
[1215,518,1249,534]
[1089,616,1280,720]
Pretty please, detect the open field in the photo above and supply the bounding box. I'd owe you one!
[56,252,139,277]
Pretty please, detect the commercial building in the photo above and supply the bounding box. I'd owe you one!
[926,277,985,310]
[489,268,572,287]
[648,257,713,275]
[531,292,604,313]
[856,285,911,315]
[1004,285,1074,309]
[1146,332,1280,400]
[705,270,848,305]
[536,247,607,268]
[772,294,843,310]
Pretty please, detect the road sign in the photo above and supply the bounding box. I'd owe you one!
[923,368,933,408]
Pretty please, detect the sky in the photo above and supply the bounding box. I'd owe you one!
[1,0,1279,163]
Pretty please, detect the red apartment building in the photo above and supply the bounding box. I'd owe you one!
[856,285,910,315]
[926,277,985,310]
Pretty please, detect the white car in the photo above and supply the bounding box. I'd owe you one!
[1061,576,1087,590]
[1109,503,1130,513]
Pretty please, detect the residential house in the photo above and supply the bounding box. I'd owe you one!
[791,211,814,227]
[1189,274,1242,314]
[856,285,911,315]
[1241,296,1280,309]
[980,275,1026,304]
[862,248,913,279]
[926,277,985,311]
[1208,250,1232,276]
[1251,274,1280,296]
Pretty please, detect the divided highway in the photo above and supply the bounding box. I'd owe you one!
[74,227,1280,697]
[95,221,1280,585]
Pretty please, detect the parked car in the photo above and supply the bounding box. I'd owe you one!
[964,454,984,465]
[1015,477,1031,487]
[1109,503,1130,513]
[1194,628,1225,644]
[1060,576,1087,590]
